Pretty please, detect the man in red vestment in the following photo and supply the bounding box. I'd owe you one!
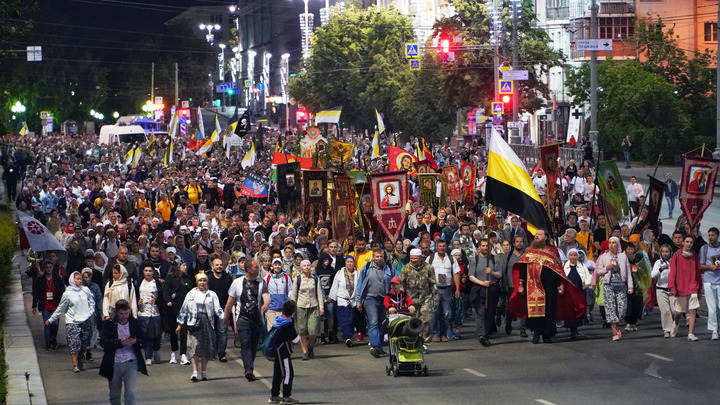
[508,229,586,343]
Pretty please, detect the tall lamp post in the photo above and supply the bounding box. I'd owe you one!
[219,43,226,108]
[281,53,290,132]
[198,23,221,45]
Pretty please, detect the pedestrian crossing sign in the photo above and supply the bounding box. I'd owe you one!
[405,43,419,58]
[492,102,503,115]
[409,59,421,71]
[244,80,252,88]
[499,80,513,94]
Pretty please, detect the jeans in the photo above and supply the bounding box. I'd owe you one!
[323,300,336,333]
[215,317,228,357]
[236,316,261,374]
[336,304,355,340]
[137,316,162,359]
[432,288,453,337]
[42,309,58,346]
[666,196,675,217]
[624,151,631,168]
[703,283,720,332]
[108,360,138,405]
[362,296,385,351]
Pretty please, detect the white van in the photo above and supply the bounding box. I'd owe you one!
[98,124,148,145]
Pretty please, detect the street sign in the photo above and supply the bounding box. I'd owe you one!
[216,82,238,93]
[405,43,419,58]
[154,96,163,104]
[507,121,524,128]
[409,59,421,71]
[492,102,503,115]
[181,100,189,108]
[575,39,613,51]
[46,116,53,124]
[289,98,296,105]
[40,111,49,119]
[244,80,252,88]
[492,115,502,125]
[502,70,529,81]
[257,82,265,91]
[499,80,513,94]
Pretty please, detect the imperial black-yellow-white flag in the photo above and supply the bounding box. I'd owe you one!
[486,128,552,236]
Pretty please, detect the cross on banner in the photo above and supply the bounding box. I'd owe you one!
[572,109,583,119]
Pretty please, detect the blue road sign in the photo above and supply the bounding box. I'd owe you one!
[405,43,419,58]
[409,59,421,71]
[492,115,502,125]
[492,102,503,115]
[499,80,513,94]
[244,80,252,88]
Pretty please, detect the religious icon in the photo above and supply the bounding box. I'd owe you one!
[379,181,400,208]
[285,173,297,189]
[688,166,708,194]
[309,180,323,197]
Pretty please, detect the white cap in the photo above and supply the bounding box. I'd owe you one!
[410,249,423,257]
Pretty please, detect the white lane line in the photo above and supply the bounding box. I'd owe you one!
[535,400,559,405]
[463,368,486,377]
[644,353,673,362]
[234,358,272,389]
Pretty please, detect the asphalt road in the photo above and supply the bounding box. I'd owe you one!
[22,260,720,405]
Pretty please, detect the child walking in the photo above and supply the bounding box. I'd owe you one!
[269,300,300,404]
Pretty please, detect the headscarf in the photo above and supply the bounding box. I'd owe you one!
[110,264,128,288]
[67,271,83,292]
[81,267,93,284]
[608,236,621,255]
[94,251,108,272]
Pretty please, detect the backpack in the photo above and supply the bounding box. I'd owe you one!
[428,252,454,266]
[261,325,281,360]
[267,274,290,297]
[296,273,326,302]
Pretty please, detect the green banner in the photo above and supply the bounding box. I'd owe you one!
[348,170,367,184]
[596,161,629,219]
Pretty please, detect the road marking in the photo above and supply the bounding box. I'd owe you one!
[644,363,663,379]
[234,358,272,388]
[535,400,558,405]
[463,368,486,377]
[644,353,673,362]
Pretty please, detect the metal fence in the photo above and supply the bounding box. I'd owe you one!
[509,144,598,169]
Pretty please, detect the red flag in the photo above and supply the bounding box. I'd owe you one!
[422,139,437,169]
[388,145,417,174]
[272,152,313,170]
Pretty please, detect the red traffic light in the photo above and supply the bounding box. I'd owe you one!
[502,95,511,104]
[296,110,307,123]
[441,39,450,53]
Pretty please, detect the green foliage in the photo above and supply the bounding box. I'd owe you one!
[0,213,18,404]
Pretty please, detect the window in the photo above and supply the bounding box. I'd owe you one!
[705,22,718,42]
[598,17,635,39]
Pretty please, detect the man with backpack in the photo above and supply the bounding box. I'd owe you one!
[265,300,299,405]
[426,239,460,342]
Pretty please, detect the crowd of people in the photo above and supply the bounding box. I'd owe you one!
[3,127,718,405]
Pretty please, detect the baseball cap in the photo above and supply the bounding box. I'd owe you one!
[166,247,177,254]
[390,276,402,284]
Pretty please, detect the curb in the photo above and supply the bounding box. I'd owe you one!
[4,255,47,405]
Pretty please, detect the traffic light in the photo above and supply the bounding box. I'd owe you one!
[441,39,450,53]
[296,109,307,123]
[227,88,234,96]
[501,94,512,111]
[438,34,454,64]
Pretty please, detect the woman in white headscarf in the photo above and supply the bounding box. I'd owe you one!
[46,271,95,373]
[596,237,633,341]
[102,263,137,320]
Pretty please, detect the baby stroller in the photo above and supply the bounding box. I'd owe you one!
[384,314,428,377]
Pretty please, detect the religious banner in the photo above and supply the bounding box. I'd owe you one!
[300,127,327,159]
[460,161,476,207]
[272,152,313,169]
[330,140,355,163]
[645,176,665,235]
[332,176,354,245]
[355,182,374,234]
[414,159,437,175]
[370,171,408,243]
[303,170,329,216]
[442,165,462,203]
[679,156,720,229]
[539,143,560,198]
[418,173,438,207]
[241,172,270,198]
[348,170,367,184]
[388,145,417,175]
[277,162,302,216]
[596,161,629,220]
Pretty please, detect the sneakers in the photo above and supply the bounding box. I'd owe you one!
[170,352,178,364]
[153,351,161,364]
[191,371,198,382]
[302,353,309,361]
[145,358,152,366]
[356,332,363,341]
[671,323,679,338]
[219,354,228,362]
[369,347,388,358]
[431,336,441,343]
[73,365,80,373]
[245,372,257,381]
[624,324,634,332]
[663,332,670,339]
[712,331,719,341]
[345,339,353,348]
[612,333,620,341]
[479,336,491,347]
[307,347,315,359]
[688,333,699,342]
[282,397,299,404]
[201,371,208,381]
[269,397,282,404]
[180,354,190,365]
[85,350,93,362]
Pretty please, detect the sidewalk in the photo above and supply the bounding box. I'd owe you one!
[4,253,48,405]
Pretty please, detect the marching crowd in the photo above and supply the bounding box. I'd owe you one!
[2,128,718,405]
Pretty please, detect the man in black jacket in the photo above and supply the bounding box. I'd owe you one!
[32,260,65,349]
[208,256,233,362]
[100,299,148,405]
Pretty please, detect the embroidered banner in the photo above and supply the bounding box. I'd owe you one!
[303,170,328,216]
[388,145,417,175]
[442,165,462,203]
[418,173,438,207]
[539,143,560,198]
[460,161,476,207]
[680,156,720,229]
[370,171,408,243]
[277,162,302,216]
[413,159,437,174]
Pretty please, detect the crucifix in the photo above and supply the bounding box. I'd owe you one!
[388,218,397,229]
[572,109,583,119]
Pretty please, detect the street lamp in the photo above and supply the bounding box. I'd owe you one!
[219,43,226,107]
[198,23,221,45]
[281,53,290,131]
[11,101,26,113]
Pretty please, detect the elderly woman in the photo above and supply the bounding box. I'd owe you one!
[563,249,593,339]
[329,256,359,347]
[596,237,633,341]
[81,267,103,361]
[290,260,325,360]
[176,271,224,382]
[46,271,95,372]
[103,264,137,321]
[651,245,675,338]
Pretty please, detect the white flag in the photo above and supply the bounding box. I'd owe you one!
[18,211,66,252]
